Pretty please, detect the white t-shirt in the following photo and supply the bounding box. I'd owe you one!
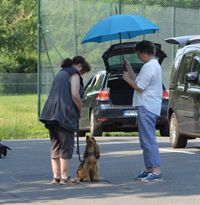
[133,59,162,116]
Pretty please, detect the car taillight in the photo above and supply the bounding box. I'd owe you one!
[162,90,169,99]
[96,90,110,101]
[96,117,108,121]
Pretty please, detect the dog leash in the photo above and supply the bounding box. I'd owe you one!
[76,120,83,162]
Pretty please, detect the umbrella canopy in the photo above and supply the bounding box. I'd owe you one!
[82,14,159,44]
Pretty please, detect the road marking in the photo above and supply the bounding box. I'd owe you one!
[101,148,196,157]
[9,176,20,182]
[160,148,196,155]
[101,150,142,156]
[98,141,136,145]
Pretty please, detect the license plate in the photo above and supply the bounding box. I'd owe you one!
[123,110,137,117]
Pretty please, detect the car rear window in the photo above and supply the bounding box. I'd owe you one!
[108,53,142,65]
[108,53,144,73]
[108,53,160,73]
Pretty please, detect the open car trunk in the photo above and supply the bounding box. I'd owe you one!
[102,41,167,106]
[102,42,167,72]
[107,76,133,106]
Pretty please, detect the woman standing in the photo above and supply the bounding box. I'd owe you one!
[40,56,91,184]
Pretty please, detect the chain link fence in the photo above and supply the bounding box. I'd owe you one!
[38,0,200,114]
[0,73,37,95]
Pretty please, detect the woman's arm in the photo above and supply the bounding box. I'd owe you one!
[71,74,82,114]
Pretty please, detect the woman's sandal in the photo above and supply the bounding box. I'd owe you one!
[51,178,60,184]
[59,176,80,185]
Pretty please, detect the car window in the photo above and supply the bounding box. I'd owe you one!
[191,56,200,72]
[90,73,104,92]
[190,55,200,84]
[108,52,161,73]
[178,53,193,84]
[170,55,182,83]
[108,53,143,65]
[84,76,95,94]
[108,53,144,72]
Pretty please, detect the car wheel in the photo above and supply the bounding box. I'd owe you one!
[169,113,187,148]
[78,130,87,137]
[159,124,169,136]
[90,110,102,136]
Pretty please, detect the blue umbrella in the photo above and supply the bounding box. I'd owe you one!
[82,14,159,44]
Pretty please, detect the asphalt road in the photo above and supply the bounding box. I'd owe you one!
[0,136,200,205]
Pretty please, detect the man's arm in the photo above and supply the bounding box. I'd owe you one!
[123,59,136,81]
[122,71,143,93]
[71,74,82,114]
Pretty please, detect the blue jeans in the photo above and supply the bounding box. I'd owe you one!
[137,106,160,168]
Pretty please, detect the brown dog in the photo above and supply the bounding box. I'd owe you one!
[76,136,100,182]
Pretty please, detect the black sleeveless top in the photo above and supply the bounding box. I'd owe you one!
[40,66,84,132]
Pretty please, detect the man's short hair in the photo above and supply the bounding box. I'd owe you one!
[135,40,156,55]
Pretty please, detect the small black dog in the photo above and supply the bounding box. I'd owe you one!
[0,140,11,158]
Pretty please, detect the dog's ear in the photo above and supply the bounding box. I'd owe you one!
[91,136,96,143]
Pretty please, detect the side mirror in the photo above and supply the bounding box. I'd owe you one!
[185,72,198,83]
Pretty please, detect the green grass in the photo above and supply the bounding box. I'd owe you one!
[103,131,160,137]
[0,95,48,140]
[0,95,160,140]
[103,132,139,136]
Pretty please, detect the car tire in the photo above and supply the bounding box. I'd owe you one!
[159,124,169,136]
[90,110,102,136]
[169,112,187,148]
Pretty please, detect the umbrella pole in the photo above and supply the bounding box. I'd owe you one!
[119,33,126,73]
[119,33,125,60]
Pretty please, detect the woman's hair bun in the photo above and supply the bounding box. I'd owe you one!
[61,58,73,68]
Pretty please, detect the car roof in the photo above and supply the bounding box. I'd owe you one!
[165,35,200,47]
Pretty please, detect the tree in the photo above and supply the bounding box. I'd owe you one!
[0,0,37,73]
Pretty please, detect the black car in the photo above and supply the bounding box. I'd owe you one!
[79,42,169,136]
[166,35,200,148]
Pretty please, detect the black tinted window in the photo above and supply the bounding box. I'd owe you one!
[191,55,200,84]
[178,54,192,84]
[170,55,182,83]
[191,56,200,73]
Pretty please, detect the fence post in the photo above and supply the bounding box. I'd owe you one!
[37,0,41,117]
[73,0,78,55]
[119,0,122,14]
[172,6,176,58]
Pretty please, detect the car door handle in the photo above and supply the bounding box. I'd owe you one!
[180,95,189,99]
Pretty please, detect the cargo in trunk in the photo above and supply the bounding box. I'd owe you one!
[107,77,133,106]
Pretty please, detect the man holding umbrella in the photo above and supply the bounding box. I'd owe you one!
[122,40,163,182]
[82,14,162,182]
